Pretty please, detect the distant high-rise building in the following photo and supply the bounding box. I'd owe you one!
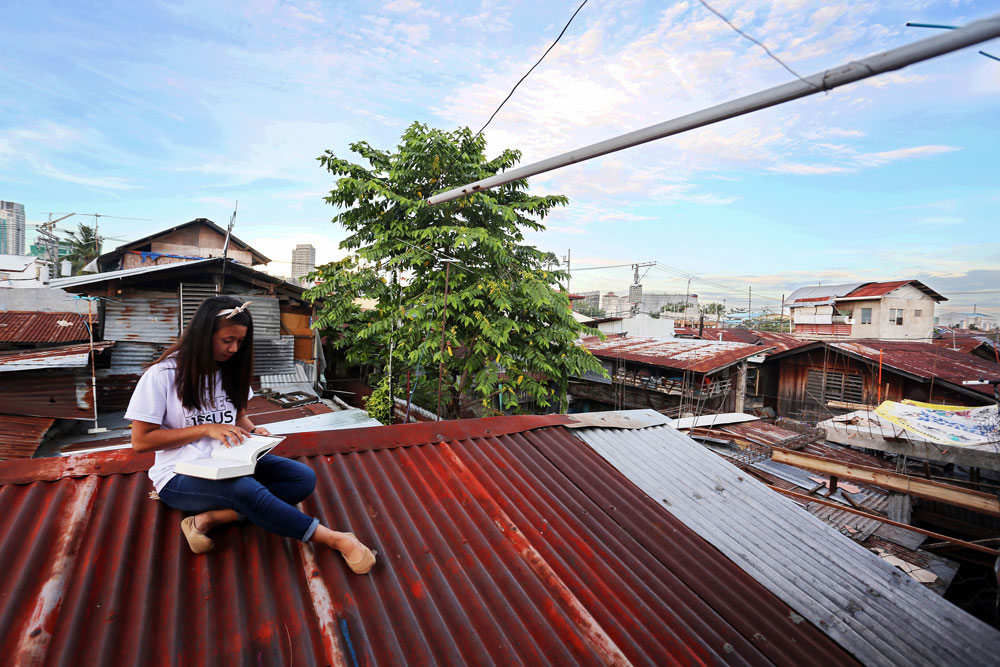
[0,201,26,255]
[291,243,316,281]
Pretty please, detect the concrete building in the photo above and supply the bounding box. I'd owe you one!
[938,311,998,331]
[785,280,946,341]
[601,291,628,317]
[291,243,316,282]
[0,201,26,256]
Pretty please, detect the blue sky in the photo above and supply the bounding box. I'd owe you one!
[2,1,998,314]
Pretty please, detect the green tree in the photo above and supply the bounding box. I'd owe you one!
[702,302,726,316]
[306,123,605,419]
[62,223,103,274]
[575,303,606,318]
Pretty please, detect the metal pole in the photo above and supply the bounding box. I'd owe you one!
[427,14,1000,205]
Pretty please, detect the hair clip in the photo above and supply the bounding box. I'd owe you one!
[216,301,253,319]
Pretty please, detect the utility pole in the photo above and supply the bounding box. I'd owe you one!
[683,278,691,324]
[748,286,752,327]
[37,213,76,279]
[561,249,571,293]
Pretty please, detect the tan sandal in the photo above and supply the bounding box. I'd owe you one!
[342,532,376,574]
[181,516,215,554]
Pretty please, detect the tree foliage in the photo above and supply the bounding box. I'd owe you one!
[575,304,606,318]
[306,123,605,419]
[62,223,103,274]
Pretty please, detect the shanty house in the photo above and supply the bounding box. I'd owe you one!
[94,218,269,272]
[769,340,1000,422]
[572,335,770,416]
[786,280,946,340]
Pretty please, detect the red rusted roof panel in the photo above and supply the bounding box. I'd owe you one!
[832,340,1000,397]
[841,280,910,298]
[582,335,769,373]
[0,415,56,459]
[0,311,97,343]
[0,341,114,371]
[0,371,95,419]
[0,416,856,666]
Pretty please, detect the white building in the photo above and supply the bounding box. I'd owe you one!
[291,243,316,282]
[0,201,26,256]
[785,280,946,340]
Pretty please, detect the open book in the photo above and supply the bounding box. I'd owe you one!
[174,434,285,480]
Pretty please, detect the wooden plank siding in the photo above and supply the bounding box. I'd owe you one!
[774,349,974,421]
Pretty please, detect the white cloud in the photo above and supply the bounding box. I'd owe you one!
[856,144,960,166]
[768,162,851,174]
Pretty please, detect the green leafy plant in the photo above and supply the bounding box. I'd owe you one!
[306,122,605,419]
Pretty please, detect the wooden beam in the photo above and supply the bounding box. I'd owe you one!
[767,485,1000,556]
[772,447,1000,517]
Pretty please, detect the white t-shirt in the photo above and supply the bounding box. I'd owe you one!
[125,357,253,492]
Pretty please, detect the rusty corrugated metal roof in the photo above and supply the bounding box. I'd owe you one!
[831,340,1000,398]
[0,341,114,372]
[0,371,95,420]
[0,415,56,459]
[840,280,946,302]
[582,335,770,373]
[674,328,811,355]
[0,414,858,666]
[0,311,97,343]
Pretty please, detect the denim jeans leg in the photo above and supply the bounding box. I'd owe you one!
[251,455,317,506]
[159,473,319,541]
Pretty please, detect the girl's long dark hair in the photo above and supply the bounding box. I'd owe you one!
[155,295,254,413]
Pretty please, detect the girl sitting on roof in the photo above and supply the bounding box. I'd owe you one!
[126,295,375,573]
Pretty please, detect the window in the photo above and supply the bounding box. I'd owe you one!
[888,308,903,325]
[807,369,864,404]
[914,309,923,317]
[860,308,872,324]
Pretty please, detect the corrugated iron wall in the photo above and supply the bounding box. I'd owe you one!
[103,295,179,344]
[253,336,296,376]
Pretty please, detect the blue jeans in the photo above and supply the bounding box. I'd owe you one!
[159,455,320,542]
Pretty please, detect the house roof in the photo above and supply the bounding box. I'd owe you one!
[785,283,867,308]
[0,415,55,458]
[674,328,811,355]
[785,281,947,308]
[829,340,1000,399]
[96,218,270,267]
[839,280,947,302]
[0,341,114,372]
[0,311,97,343]
[6,410,951,666]
[49,257,304,298]
[582,335,770,373]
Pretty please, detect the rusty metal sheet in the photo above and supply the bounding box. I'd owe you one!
[582,335,767,374]
[0,370,95,419]
[0,415,858,666]
[832,340,1000,398]
[0,311,96,343]
[0,341,114,372]
[103,296,179,343]
[0,415,55,459]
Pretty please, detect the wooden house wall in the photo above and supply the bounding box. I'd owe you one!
[776,349,982,422]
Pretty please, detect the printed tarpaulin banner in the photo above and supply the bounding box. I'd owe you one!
[873,400,999,446]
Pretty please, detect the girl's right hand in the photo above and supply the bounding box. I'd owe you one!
[205,424,249,447]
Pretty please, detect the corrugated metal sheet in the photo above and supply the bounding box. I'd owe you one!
[104,296,180,343]
[582,335,768,374]
[832,340,1000,398]
[841,280,911,299]
[247,296,280,340]
[254,336,296,376]
[0,341,114,372]
[0,371,94,419]
[785,283,865,307]
[0,413,862,666]
[179,282,218,333]
[575,415,1000,666]
[0,311,96,343]
[0,415,55,459]
[106,341,164,373]
[49,257,218,289]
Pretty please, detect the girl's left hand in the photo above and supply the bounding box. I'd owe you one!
[251,425,272,436]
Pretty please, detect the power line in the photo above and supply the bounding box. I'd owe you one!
[475,0,590,138]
